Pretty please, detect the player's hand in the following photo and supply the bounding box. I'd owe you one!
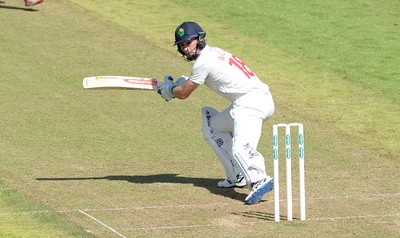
[157,75,176,101]
[175,75,188,86]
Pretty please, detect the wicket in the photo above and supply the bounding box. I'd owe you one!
[272,123,305,222]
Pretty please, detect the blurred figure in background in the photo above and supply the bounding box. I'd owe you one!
[25,0,43,7]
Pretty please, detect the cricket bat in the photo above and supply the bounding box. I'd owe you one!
[82,76,160,90]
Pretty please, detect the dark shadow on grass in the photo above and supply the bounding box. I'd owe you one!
[36,174,248,202]
[0,5,38,11]
[232,211,288,222]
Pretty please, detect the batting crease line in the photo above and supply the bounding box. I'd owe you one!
[2,209,398,224]
[123,224,224,231]
[0,204,235,217]
[82,202,236,212]
[1,193,397,216]
[309,192,400,200]
[309,213,400,221]
[81,192,400,212]
[0,192,399,216]
[79,210,127,238]
[120,213,400,231]
[0,210,50,216]
[0,209,78,216]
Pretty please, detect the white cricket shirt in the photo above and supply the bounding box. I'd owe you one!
[189,45,270,102]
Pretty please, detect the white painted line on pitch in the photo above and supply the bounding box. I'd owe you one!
[0,209,77,216]
[309,213,400,221]
[120,212,400,231]
[123,224,224,231]
[0,204,235,217]
[79,210,127,238]
[308,192,400,201]
[81,192,400,212]
[0,192,398,217]
[83,202,238,212]
[0,210,49,216]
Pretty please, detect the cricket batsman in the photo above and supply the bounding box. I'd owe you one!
[157,22,275,205]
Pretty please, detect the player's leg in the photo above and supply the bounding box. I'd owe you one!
[202,106,245,188]
[232,110,269,182]
[231,93,275,204]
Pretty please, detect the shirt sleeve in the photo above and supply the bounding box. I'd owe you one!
[188,60,209,85]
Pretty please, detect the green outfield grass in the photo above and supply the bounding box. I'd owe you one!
[0,0,399,237]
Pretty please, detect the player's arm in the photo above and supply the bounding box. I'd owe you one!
[172,62,207,100]
[172,79,199,100]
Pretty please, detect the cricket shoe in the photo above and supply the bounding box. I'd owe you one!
[217,173,246,188]
[244,177,274,205]
[25,0,44,6]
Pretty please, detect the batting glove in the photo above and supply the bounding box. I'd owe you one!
[175,75,188,86]
[157,75,176,101]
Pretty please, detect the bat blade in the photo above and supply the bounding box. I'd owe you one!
[83,76,160,90]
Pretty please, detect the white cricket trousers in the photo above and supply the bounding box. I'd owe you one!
[210,92,275,183]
